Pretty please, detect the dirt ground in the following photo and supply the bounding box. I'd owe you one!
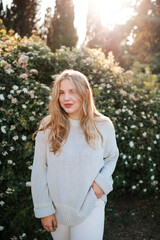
[103,196,160,240]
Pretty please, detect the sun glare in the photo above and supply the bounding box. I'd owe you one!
[2,0,135,45]
[91,0,134,29]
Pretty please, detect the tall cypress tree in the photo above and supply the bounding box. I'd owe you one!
[0,0,4,19]
[2,0,39,37]
[47,0,78,51]
[121,0,160,72]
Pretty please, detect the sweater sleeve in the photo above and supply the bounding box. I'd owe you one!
[31,124,56,218]
[94,119,119,195]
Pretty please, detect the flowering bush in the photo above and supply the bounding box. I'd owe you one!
[0,20,159,239]
[0,20,52,239]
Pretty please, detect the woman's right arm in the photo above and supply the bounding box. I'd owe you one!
[31,124,56,219]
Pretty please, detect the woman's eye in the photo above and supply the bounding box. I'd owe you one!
[71,89,76,94]
[59,92,64,95]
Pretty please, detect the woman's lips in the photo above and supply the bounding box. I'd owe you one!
[64,104,73,108]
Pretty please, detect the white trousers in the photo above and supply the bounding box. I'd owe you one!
[51,198,105,240]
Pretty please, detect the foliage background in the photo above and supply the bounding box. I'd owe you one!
[0,20,160,239]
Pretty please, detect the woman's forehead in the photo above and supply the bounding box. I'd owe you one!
[59,78,75,90]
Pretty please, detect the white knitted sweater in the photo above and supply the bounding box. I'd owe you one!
[31,115,119,226]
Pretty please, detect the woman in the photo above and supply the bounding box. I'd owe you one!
[31,69,119,240]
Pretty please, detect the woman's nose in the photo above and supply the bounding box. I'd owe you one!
[64,93,71,101]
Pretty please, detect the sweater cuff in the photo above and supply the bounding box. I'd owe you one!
[34,204,56,218]
[95,173,113,196]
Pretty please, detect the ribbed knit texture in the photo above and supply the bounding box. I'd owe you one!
[31,115,119,226]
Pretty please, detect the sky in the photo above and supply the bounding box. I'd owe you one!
[3,0,135,45]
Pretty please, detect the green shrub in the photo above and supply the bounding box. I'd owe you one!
[0,20,159,239]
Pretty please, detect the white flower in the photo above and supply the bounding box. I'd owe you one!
[151,175,155,180]
[120,89,127,96]
[98,86,103,90]
[22,104,27,109]
[106,84,111,88]
[131,125,136,129]
[0,94,5,101]
[151,181,158,186]
[10,90,14,94]
[22,88,28,93]
[143,189,147,192]
[0,59,8,67]
[142,132,147,137]
[0,201,5,206]
[2,141,7,147]
[6,188,15,194]
[156,134,159,139]
[13,85,19,90]
[20,233,26,239]
[132,185,136,189]
[139,180,143,184]
[43,85,50,91]
[137,154,141,159]
[2,151,8,156]
[128,110,133,115]
[0,226,4,231]
[28,165,33,170]
[1,126,6,133]
[139,123,143,127]
[22,135,27,141]
[5,68,14,74]
[10,146,15,151]
[8,160,13,164]
[13,136,19,141]
[129,141,134,147]
[122,155,127,159]
[147,147,151,151]
[10,125,16,130]
[18,54,29,66]
[11,98,17,104]
[7,94,12,99]
[26,182,31,187]
[19,73,28,79]
[39,101,44,105]
[29,116,35,121]
[100,78,105,83]
[29,69,38,74]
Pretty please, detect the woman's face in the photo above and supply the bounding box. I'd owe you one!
[59,79,82,120]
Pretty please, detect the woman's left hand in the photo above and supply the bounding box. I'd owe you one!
[91,181,104,199]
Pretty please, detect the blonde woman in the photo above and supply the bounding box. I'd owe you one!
[31,69,119,240]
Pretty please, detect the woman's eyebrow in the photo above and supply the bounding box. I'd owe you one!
[59,88,75,91]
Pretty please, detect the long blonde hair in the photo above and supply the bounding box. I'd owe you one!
[32,69,103,154]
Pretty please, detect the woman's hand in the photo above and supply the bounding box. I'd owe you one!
[41,214,57,232]
[91,181,104,199]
